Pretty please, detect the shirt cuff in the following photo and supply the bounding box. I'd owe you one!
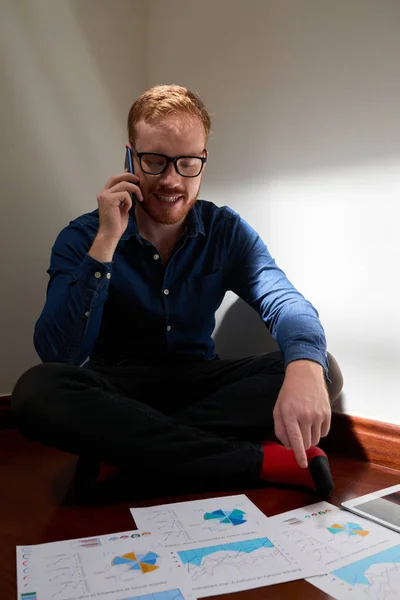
[79,253,113,290]
[284,345,330,383]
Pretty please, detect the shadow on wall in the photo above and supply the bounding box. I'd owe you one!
[69,0,147,127]
[214,298,279,360]
[214,297,367,461]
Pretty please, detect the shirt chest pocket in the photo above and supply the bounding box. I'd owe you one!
[187,270,225,317]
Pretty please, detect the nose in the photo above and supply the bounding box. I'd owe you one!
[158,161,181,188]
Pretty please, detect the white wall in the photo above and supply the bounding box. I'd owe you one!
[0,0,147,393]
[2,0,400,426]
[147,0,400,424]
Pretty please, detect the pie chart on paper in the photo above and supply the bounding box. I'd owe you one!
[328,523,369,537]
[111,551,160,573]
[203,509,247,526]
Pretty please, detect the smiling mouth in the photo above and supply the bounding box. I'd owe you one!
[153,194,183,204]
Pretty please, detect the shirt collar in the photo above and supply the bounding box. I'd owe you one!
[122,201,206,241]
[186,202,206,238]
[121,208,139,240]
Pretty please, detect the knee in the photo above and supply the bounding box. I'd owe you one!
[256,351,285,375]
[11,363,63,426]
[326,352,344,406]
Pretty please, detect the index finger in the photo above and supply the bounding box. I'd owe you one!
[285,418,308,468]
[104,172,140,190]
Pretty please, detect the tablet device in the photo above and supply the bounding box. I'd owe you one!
[341,484,400,534]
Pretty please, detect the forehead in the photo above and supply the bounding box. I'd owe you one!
[135,117,206,155]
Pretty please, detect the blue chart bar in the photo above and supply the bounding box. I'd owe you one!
[178,537,274,567]
[123,589,185,600]
[332,543,400,586]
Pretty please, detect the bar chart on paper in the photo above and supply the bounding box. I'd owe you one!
[122,589,187,600]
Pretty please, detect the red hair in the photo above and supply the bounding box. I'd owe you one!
[127,84,211,145]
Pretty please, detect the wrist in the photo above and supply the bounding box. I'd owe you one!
[286,359,324,378]
[89,232,119,263]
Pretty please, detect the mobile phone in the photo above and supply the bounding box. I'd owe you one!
[124,144,137,202]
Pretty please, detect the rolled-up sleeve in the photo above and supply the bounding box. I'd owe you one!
[224,210,329,376]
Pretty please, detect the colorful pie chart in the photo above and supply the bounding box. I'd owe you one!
[203,509,247,526]
[328,522,369,536]
[111,551,159,573]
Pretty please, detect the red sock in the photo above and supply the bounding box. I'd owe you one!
[261,441,334,499]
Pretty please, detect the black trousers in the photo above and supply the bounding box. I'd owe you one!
[11,352,342,494]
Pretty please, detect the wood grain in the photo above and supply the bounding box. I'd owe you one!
[321,411,400,471]
[1,429,400,600]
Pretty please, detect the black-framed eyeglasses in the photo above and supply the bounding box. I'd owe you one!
[132,148,207,178]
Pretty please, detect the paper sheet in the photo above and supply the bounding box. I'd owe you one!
[17,529,193,600]
[22,496,392,600]
[169,528,325,597]
[267,501,399,573]
[17,496,325,600]
[130,494,269,545]
[131,495,326,596]
[309,543,400,599]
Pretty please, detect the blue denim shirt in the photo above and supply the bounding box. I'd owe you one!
[34,199,328,372]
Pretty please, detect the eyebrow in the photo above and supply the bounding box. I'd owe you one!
[136,149,205,157]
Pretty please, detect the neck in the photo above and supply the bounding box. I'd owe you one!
[134,204,186,254]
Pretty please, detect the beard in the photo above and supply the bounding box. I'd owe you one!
[139,186,200,225]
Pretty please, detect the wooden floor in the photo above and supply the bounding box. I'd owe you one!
[1,429,400,600]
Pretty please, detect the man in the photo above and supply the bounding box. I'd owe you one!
[12,84,343,502]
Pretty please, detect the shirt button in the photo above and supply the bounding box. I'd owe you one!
[163,289,170,295]
[85,311,90,317]
[94,271,101,279]
[106,273,111,279]
[166,325,172,332]
[153,254,160,260]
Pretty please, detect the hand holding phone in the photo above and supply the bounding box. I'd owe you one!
[91,149,142,257]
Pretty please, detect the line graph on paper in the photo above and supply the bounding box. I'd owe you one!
[332,543,400,599]
[45,554,81,569]
[147,510,185,531]
[311,543,400,600]
[30,552,88,599]
[144,510,192,544]
[176,537,291,582]
[50,580,88,598]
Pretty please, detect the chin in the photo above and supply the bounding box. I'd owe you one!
[142,196,197,225]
